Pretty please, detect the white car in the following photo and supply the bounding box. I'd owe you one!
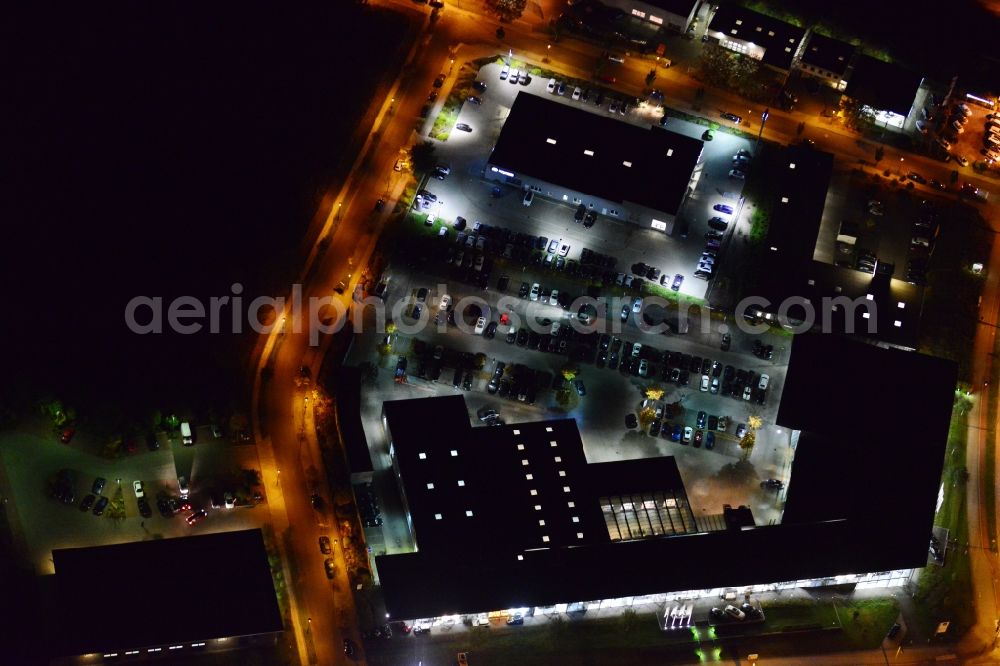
[509,69,520,85]
[133,480,145,499]
[572,86,582,100]
[499,65,509,81]
[529,283,540,301]
[632,342,642,357]
[638,359,648,377]
[700,375,710,392]
[724,605,746,621]
[547,78,556,93]
[758,373,770,390]
[474,317,487,335]
[549,289,560,305]
[728,169,746,180]
[632,297,642,313]
[547,239,560,253]
[683,427,693,443]
[956,155,970,167]
[743,385,753,401]
[558,243,570,257]
[439,294,451,310]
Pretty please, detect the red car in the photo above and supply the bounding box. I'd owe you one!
[60,428,75,444]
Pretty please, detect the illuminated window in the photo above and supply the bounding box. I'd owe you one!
[521,459,529,466]
[651,219,667,231]
[667,148,674,156]
[418,452,427,459]
[525,473,533,480]
[767,30,774,36]
[517,444,525,450]
[622,160,632,167]
[513,429,520,435]
[458,480,465,486]
[807,279,815,285]
[426,483,435,490]
[534,504,542,511]
[894,320,902,327]
[631,8,645,18]
[558,470,566,477]
[450,449,458,457]
[576,532,584,539]
[546,427,553,432]
[530,489,538,496]
[866,294,874,300]
[735,19,743,25]
[517,555,524,561]
[554,456,562,462]
[539,519,546,526]
[897,302,905,309]
[542,535,550,543]
[435,513,443,520]
[572,516,580,523]
[789,163,796,169]
[862,312,871,319]
[550,440,558,447]
[466,510,474,517]
[781,196,789,203]
[546,138,557,145]
[583,149,594,156]
[563,486,571,493]
[770,246,778,251]
[568,501,575,507]
[649,15,662,24]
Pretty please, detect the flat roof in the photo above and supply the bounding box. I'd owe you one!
[488,92,702,215]
[779,334,955,557]
[757,144,922,348]
[642,0,698,18]
[53,530,282,655]
[846,55,923,116]
[800,32,855,77]
[334,366,373,475]
[708,5,805,71]
[377,340,954,619]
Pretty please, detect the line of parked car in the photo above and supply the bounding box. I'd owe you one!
[545,76,634,118]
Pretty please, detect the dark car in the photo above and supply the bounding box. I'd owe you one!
[649,420,661,437]
[574,379,586,396]
[694,430,704,447]
[708,217,728,231]
[92,477,106,495]
[186,509,208,525]
[344,638,356,657]
[713,203,734,214]
[138,498,152,518]
[625,413,638,429]
[472,80,487,93]
[157,496,173,517]
[887,623,902,639]
[671,274,683,291]
[79,494,96,512]
[720,112,742,123]
[93,496,109,516]
[506,614,524,625]
[433,74,445,87]
[697,411,707,428]
[319,536,332,554]
[145,433,160,451]
[467,95,482,105]
[761,478,784,490]
[721,333,731,351]
[705,432,716,450]
[484,321,498,339]
[325,558,336,579]
[670,424,682,442]
[455,123,472,132]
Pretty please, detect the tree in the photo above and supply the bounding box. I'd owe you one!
[874,145,885,163]
[644,386,665,401]
[645,69,657,86]
[739,430,756,459]
[638,406,656,427]
[386,322,397,336]
[496,26,505,39]
[747,415,763,431]
[620,608,640,633]
[561,363,579,382]
[796,121,805,136]
[410,141,437,175]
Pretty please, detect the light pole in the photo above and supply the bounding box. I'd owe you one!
[753,108,769,158]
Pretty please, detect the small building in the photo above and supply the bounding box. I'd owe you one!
[486,92,703,234]
[795,32,855,90]
[598,0,700,33]
[706,5,806,74]
[843,54,926,133]
[51,530,283,663]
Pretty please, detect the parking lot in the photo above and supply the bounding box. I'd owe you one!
[0,421,269,573]
[415,61,754,303]
[349,251,795,557]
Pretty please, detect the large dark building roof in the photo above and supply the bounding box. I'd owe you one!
[707,5,805,71]
[377,339,954,619]
[487,92,703,216]
[642,0,699,18]
[334,365,373,476]
[756,144,922,349]
[845,54,923,116]
[53,530,283,656]
[799,32,855,77]
[778,334,955,558]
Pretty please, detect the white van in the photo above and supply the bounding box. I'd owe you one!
[180,422,194,446]
[607,54,625,63]
[522,190,533,206]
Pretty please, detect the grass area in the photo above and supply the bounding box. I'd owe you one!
[912,398,975,639]
[839,599,901,649]
[757,597,898,649]
[987,339,1000,551]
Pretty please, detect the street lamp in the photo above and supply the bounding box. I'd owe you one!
[753,108,769,157]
